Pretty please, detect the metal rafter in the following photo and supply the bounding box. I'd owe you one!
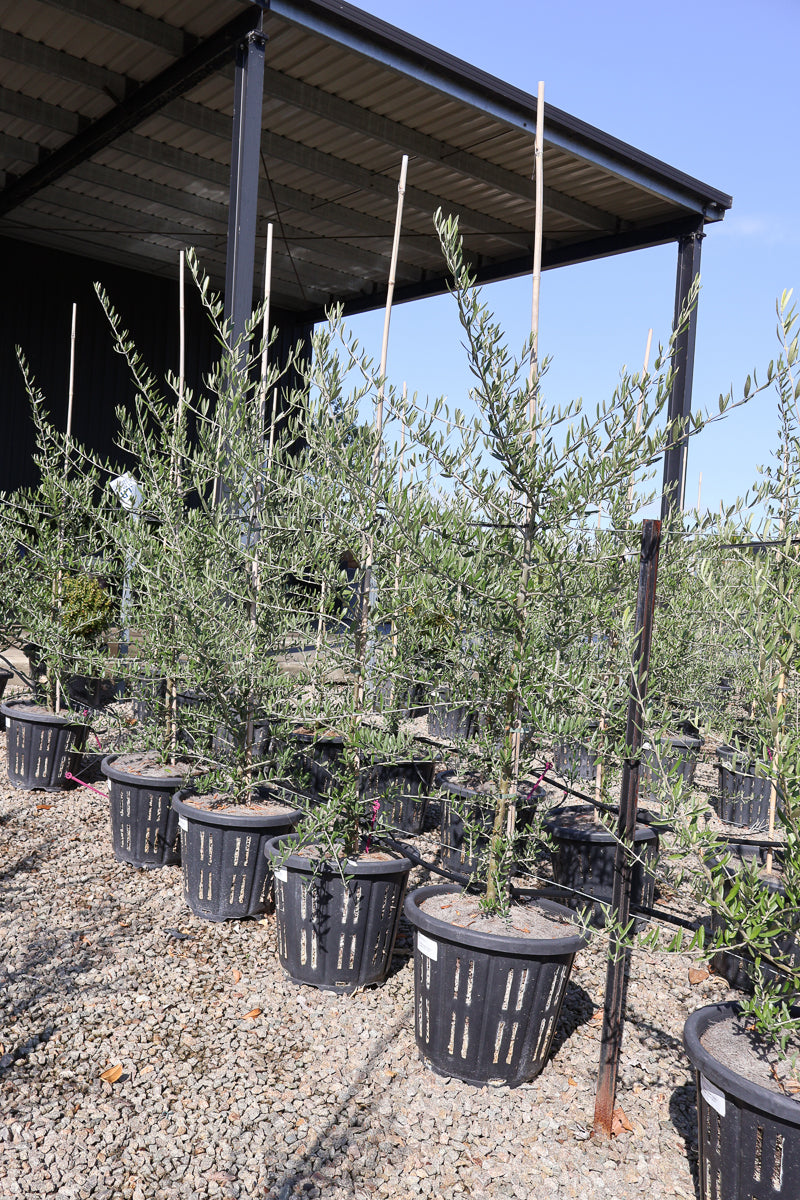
[259,66,619,232]
[0,6,262,218]
[34,0,194,57]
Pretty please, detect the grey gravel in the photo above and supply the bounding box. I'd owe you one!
[0,725,741,1200]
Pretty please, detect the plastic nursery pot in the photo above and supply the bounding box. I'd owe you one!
[173,787,303,922]
[713,743,782,829]
[553,722,599,783]
[438,772,545,879]
[0,668,12,731]
[359,756,437,835]
[405,883,587,1087]
[684,1002,800,1200]
[101,753,195,869]
[427,687,480,743]
[1,699,88,791]
[212,717,272,763]
[275,727,347,794]
[707,844,798,993]
[130,676,167,726]
[640,734,703,801]
[543,805,660,929]
[265,833,412,993]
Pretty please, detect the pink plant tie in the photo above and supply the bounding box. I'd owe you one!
[526,762,552,804]
[82,709,102,749]
[64,771,107,798]
[365,796,381,854]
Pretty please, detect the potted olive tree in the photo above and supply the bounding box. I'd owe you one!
[680,295,800,1200]
[0,364,118,791]
[87,260,308,897]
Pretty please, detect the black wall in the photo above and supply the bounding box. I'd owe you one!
[0,237,312,491]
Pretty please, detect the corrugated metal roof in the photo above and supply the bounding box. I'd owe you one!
[0,0,731,316]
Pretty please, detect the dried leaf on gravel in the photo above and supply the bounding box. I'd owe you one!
[688,966,709,984]
[99,1064,123,1084]
[232,969,242,983]
[612,1108,634,1136]
[36,804,52,810]
[242,1008,261,1020]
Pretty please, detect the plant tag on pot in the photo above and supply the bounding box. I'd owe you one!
[275,867,288,883]
[417,933,438,961]
[700,1074,726,1117]
[178,816,188,831]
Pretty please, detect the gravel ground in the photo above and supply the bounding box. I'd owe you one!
[0,724,741,1200]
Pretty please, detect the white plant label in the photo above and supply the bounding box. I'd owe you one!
[700,1074,726,1117]
[178,816,188,831]
[417,933,438,961]
[275,867,288,883]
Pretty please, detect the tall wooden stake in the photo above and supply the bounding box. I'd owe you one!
[392,396,407,660]
[357,155,408,706]
[594,519,662,1138]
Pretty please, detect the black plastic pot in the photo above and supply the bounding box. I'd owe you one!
[275,727,347,793]
[173,788,303,922]
[439,772,545,878]
[405,883,587,1086]
[101,754,191,868]
[640,734,703,800]
[427,687,480,742]
[130,675,167,726]
[714,744,780,828]
[212,717,272,763]
[684,1002,800,1200]
[266,833,412,992]
[553,723,599,783]
[544,805,660,927]
[360,756,437,834]
[708,844,798,992]
[1,699,88,791]
[0,668,12,731]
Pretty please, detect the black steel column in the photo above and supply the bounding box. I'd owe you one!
[593,519,661,1138]
[224,15,267,353]
[660,224,704,522]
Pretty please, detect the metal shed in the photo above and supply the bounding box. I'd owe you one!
[0,0,732,503]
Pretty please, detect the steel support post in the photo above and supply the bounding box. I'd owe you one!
[660,225,704,522]
[224,18,267,353]
[593,519,661,1138]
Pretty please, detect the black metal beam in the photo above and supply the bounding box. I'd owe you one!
[224,20,268,350]
[299,215,707,322]
[0,6,263,218]
[660,224,704,522]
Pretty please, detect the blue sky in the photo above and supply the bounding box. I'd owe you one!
[336,0,800,517]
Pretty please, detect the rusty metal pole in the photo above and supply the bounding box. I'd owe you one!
[593,518,661,1138]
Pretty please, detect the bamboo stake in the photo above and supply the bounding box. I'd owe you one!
[697,471,703,514]
[55,304,78,716]
[528,80,545,413]
[356,155,408,707]
[510,81,545,799]
[246,230,275,770]
[392,395,407,660]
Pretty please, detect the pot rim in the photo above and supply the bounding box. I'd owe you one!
[173,789,303,829]
[101,752,197,789]
[543,804,659,844]
[404,882,588,956]
[0,698,87,728]
[683,1001,800,1125]
[438,769,545,804]
[265,831,412,876]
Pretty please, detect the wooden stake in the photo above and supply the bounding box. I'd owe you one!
[528,81,545,416]
[697,471,703,514]
[392,396,407,660]
[357,155,409,706]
